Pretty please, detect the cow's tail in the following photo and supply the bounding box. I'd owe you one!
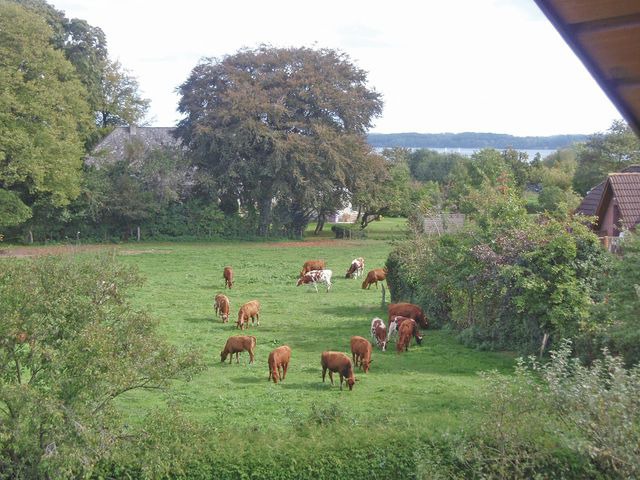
[250,336,257,349]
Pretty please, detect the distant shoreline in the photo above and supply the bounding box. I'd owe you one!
[367,132,588,150]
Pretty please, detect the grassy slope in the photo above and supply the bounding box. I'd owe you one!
[115,219,514,441]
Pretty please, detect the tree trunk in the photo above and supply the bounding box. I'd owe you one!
[258,196,272,237]
[136,226,141,242]
[381,284,386,308]
[314,214,325,235]
[539,331,550,359]
[28,229,33,244]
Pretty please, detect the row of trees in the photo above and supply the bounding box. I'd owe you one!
[3,0,420,241]
[0,0,148,238]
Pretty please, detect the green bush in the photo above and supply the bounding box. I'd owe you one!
[0,255,203,479]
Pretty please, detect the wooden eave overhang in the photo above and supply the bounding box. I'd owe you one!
[534,0,640,136]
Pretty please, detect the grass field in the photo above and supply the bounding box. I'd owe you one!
[110,222,515,445]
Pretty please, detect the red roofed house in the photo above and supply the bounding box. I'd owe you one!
[593,172,640,237]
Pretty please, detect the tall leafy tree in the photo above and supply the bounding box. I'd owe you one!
[176,45,383,236]
[96,60,150,128]
[573,120,640,195]
[0,2,92,227]
[12,0,149,131]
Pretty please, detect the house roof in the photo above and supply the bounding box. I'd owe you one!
[86,126,180,167]
[575,181,605,216]
[595,172,640,229]
[576,165,640,215]
[534,1,640,135]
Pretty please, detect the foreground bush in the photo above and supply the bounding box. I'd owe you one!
[387,181,609,355]
[0,254,203,479]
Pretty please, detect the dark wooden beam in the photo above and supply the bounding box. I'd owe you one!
[533,0,640,137]
[569,12,640,34]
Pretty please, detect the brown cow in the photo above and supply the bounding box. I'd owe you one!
[388,302,428,328]
[223,266,234,289]
[350,336,372,373]
[300,259,326,278]
[396,318,423,353]
[361,268,387,289]
[321,351,356,391]
[237,300,261,330]
[268,345,292,384]
[387,315,423,345]
[220,335,256,364]
[214,293,230,322]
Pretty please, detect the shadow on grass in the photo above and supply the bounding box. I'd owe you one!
[279,381,330,391]
[319,305,383,319]
[229,376,263,384]
[183,316,217,324]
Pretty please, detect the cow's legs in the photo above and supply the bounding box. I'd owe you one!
[282,362,288,380]
[328,370,334,385]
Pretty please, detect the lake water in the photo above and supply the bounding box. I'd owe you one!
[374,146,556,159]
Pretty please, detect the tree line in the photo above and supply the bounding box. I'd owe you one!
[368,131,588,149]
[3,0,640,244]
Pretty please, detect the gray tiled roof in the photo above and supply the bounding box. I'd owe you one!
[85,126,181,167]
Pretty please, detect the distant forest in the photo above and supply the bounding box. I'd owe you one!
[367,132,588,149]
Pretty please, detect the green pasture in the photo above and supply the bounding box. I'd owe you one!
[114,226,515,442]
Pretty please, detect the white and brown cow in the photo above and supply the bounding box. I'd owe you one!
[345,257,365,279]
[388,315,424,345]
[370,317,387,351]
[296,269,332,293]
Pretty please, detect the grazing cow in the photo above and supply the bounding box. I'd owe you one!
[388,302,428,328]
[350,336,373,373]
[345,257,365,279]
[370,317,388,352]
[223,266,234,289]
[237,300,261,330]
[387,315,420,343]
[214,293,230,323]
[296,269,333,293]
[220,335,256,364]
[361,268,387,289]
[320,351,356,391]
[396,318,423,353]
[268,345,292,384]
[300,259,326,278]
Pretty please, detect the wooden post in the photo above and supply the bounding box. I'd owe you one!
[136,226,141,242]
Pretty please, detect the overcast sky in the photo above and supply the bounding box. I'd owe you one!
[52,0,621,136]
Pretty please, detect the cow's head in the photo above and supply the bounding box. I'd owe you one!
[347,376,356,390]
[362,359,372,373]
[220,351,228,362]
[296,277,304,287]
[271,368,279,384]
[416,335,424,345]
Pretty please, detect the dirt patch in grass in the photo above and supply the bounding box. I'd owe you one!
[0,244,112,258]
[0,245,175,258]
